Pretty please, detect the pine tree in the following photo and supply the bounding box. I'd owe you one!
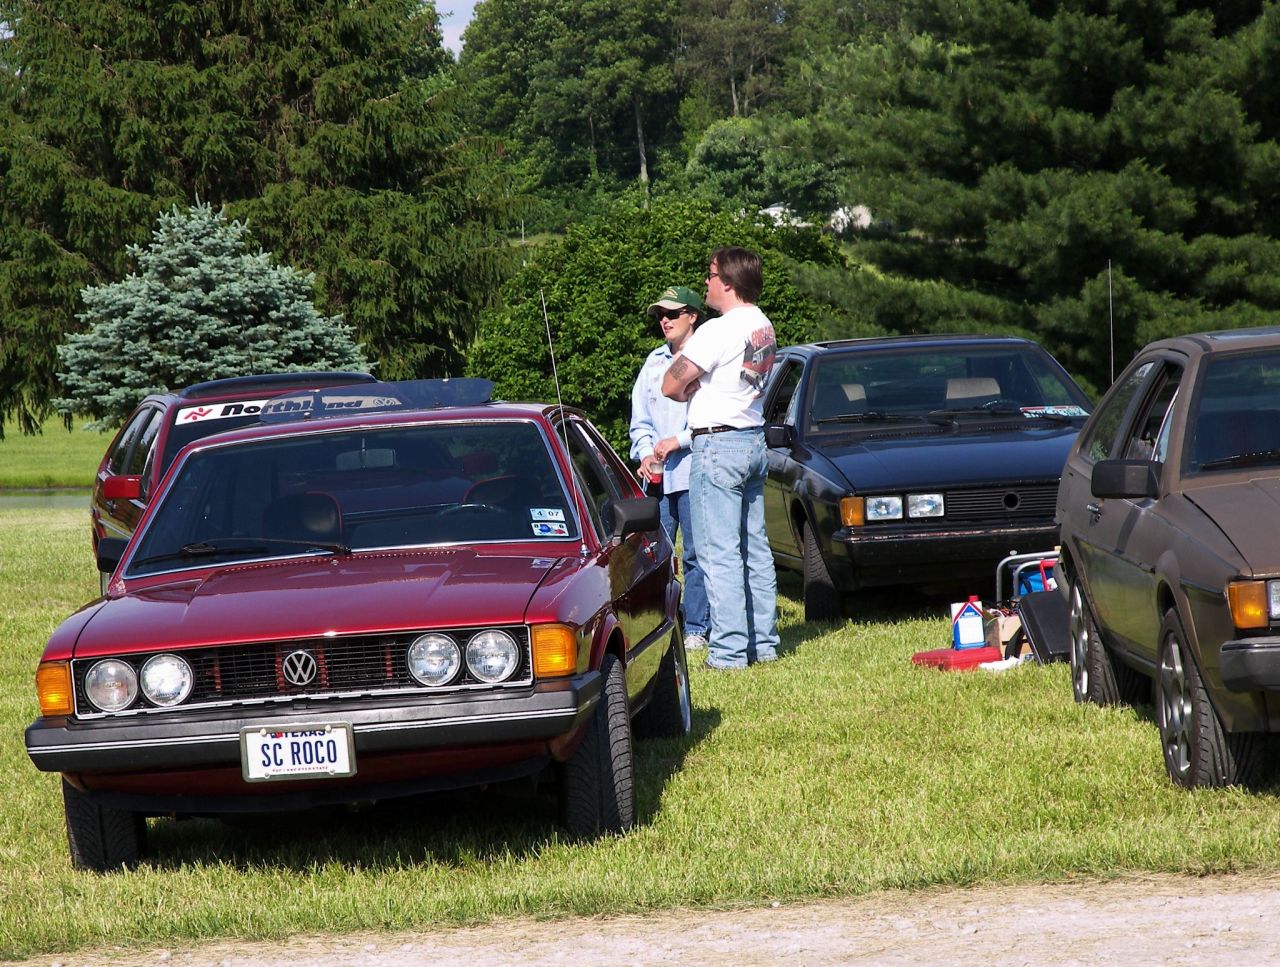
[56,203,367,428]
[0,0,513,436]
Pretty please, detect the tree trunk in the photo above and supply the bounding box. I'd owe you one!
[633,96,650,208]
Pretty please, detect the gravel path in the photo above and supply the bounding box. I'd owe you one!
[24,872,1280,966]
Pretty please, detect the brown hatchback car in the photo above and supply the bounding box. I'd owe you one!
[1057,327,1280,788]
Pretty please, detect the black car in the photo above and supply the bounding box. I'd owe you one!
[1057,327,1280,788]
[760,335,1093,620]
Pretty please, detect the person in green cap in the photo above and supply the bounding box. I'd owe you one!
[629,284,711,651]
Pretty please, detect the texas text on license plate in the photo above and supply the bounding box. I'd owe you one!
[240,724,356,782]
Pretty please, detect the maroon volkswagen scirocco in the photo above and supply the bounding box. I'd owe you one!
[27,379,690,871]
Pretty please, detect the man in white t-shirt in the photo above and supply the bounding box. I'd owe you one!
[660,246,779,669]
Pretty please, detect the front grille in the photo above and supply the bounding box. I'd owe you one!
[72,625,533,718]
[943,483,1059,520]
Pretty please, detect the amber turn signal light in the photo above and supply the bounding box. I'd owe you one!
[1228,581,1269,630]
[532,624,578,678]
[840,496,864,527]
[36,662,74,717]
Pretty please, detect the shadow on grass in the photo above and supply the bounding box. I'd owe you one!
[142,710,721,873]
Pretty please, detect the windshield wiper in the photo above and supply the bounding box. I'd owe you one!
[133,537,352,567]
[815,412,925,425]
[1200,448,1280,471]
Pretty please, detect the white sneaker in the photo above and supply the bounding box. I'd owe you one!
[684,634,707,651]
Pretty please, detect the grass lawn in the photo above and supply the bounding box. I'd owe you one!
[4,508,1280,960]
[0,418,112,490]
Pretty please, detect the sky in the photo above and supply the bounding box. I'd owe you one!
[438,1,478,56]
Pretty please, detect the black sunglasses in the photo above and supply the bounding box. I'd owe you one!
[656,307,688,320]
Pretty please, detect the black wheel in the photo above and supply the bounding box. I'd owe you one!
[559,654,636,838]
[62,778,147,871]
[801,521,841,623]
[634,631,692,740]
[1155,609,1265,789]
[1067,578,1125,705]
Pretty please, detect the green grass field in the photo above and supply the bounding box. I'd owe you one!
[4,507,1280,960]
[0,419,111,490]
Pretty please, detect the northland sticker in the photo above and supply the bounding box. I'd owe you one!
[531,521,569,537]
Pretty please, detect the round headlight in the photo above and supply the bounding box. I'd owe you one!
[407,633,462,686]
[139,654,193,707]
[466,629,520,683]
[84,659,139,712]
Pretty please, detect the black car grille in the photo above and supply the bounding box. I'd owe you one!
[943,484,1058,520]
[72,625,533,717]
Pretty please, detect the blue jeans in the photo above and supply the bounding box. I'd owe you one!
[658,489,709,638]
[690,429,779,667]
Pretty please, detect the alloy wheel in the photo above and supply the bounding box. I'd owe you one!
[1068,583,1090,702]
[1157,634,1192,778]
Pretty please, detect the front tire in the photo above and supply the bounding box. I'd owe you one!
[559,654,636,838]
[63,778,147,872]
[634,632,692,740]
[1155,608,1265,789]
[801,521,841,623]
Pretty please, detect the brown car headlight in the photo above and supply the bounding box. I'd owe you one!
[84,659,139,712]
[466,629,520,683]
[1228,580,1280,630]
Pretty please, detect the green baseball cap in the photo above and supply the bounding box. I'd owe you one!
[647,285,704,317]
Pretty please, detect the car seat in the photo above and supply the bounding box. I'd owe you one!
[945,377,1001,406]
[262,492,343,544]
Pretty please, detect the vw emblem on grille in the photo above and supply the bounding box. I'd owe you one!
[282,650,318,687]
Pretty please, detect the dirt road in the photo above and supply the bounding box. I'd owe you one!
[26,873,1280,966]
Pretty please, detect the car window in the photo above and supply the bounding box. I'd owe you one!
[563,421,618,539]
[107,408,157,476]
[1122,365,1183,462]
[807,345,1088,428]
[1078,361,1155,462]
[1187,348,1280,474]
[126,421,577,576]
[126,410,163,477]
[764,360,802,425]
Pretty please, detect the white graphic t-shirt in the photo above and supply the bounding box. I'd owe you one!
[681,304,777,429]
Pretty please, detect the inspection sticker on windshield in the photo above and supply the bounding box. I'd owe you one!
[1021,405,1088,418]
[531,508,565,522]
[532,521,569,537]
[241,723,355,782]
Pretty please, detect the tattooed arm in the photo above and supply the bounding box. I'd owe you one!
[662,355,706,402]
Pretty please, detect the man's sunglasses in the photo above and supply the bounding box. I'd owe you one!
[656,308,688,320]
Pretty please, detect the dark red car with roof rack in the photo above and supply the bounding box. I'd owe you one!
[90,371,379,588]
[31,378,690,871]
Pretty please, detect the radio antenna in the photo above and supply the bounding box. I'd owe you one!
[1107,259,1115,383]
[540,289,588,557]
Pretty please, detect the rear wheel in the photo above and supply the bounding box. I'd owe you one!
[1067,578,1127,705]
[559,654,636,837]
[1155,609,1265,788]
[634,632,692,740]
[801,521,841,623]
[62,778,147,872]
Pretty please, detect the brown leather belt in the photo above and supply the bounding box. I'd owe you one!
[691,425,759,437]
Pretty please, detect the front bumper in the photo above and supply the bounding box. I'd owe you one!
[26,672,600,777]
[1220,638,1280,691]
[832,521,1058,587]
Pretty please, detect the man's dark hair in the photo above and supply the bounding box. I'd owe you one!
[709,246,763,304]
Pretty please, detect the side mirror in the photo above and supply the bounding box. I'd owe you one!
[102,475,142,501]
[96,537,128,576]
[1091,459,1159,500]
[610,496,660,539]
[764,424,794,448]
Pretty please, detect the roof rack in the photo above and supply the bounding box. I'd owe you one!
[178,371,378,401]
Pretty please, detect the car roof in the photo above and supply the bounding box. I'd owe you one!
[1138,326,1280,357]
[135,371,380,409]
[781,333,1043,356]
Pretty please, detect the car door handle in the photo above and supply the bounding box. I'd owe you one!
[1086,502,1102,519]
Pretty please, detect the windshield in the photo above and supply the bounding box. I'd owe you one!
[127,421,575,577]
[1187,349,1280,473]
[807,345,1089,431]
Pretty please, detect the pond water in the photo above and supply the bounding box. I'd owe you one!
[0,489,90,510]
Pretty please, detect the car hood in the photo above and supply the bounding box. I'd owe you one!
[76,549,563,656]
[814,425,1078,491]
[1185,477,1280,573]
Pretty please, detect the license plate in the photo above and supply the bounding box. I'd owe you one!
[240,723,356,782]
